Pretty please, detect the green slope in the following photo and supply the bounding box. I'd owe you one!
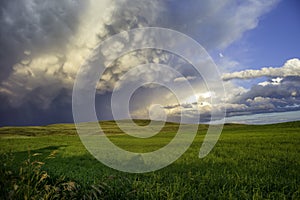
[0,120,299,199]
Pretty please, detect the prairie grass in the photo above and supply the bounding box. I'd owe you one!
[0,120,299,199]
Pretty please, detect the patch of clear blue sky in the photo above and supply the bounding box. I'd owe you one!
[209,110,300,124]
[222,0,300,70]
[212,0,300,89]
[223,110,300,124]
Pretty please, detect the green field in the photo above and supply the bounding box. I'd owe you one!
[0,121,299,199]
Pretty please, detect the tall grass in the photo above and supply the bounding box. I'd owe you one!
[0,150,139,199]
[0,151,81,199]
[0,120,299,199]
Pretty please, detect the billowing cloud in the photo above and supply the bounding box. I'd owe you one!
[160,75,300,122]
[0,0,281,125]
[161,0,279,49]
[174,76,197,83]
[0,0,89,81]
[222,58,300,80]
[236,76,300,104]
[228,76,300,115]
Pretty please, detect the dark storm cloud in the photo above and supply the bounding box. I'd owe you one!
[0,0,281,125]
[239,77,299,101]
[0,0,88,81]
[0,0,88,126]
[161,76,300,121]
[0,87,114,126]
[90,0,280,123]
[235,76,300,113]
[85,0,280,94]
[0,88,73,126]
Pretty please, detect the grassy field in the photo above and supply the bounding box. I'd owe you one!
[0,120,299,199]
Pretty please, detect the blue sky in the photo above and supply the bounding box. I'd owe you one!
[0,0,299,126]
[222,0,300,70]
[212,0,300,96]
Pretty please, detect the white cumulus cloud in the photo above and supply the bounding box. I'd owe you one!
[222,58,300,80]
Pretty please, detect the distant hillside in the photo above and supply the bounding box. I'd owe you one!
[0,120,299,137]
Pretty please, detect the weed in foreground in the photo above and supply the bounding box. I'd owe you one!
[0,151,81,199]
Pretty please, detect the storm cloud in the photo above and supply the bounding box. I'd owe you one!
[0,0,88,81]
[0,0,281,126]
[162,75,300,122]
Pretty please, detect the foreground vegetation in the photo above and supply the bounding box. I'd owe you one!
[0,120,299,199]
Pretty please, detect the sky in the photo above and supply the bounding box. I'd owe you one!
[0,0,299,126]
